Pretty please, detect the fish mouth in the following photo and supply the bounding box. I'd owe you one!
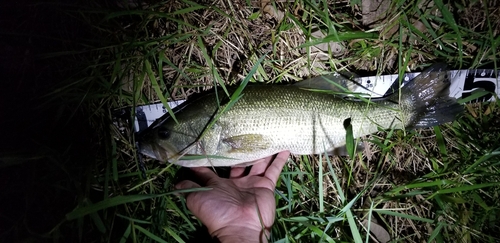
[139,142,212,167]
[139,142,170,162]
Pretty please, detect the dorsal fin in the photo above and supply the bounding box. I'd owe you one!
[294,72,370,94]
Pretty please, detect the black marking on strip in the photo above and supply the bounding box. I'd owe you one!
[136,107,149,132]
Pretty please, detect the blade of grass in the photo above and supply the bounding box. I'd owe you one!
[433,126,447,156]
[119,223,132,243]
[325,154,362,243]
[145,59,178,124]
[428,182,500,198]
[434,0,463,68]
[66,194,167,220]
[135,224,168,243]
[374,210,434,223]
[162,226,186,243]
[197,36,229,97]
[318,153,324,213]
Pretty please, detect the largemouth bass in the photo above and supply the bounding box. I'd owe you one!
[139,64,463,167]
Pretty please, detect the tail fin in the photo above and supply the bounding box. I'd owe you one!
[396,64,463,128]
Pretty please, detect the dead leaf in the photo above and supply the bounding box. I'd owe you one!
[306,30,345,61]
[260,0,284,21]
[361,0,391,26]
[362,219,391,243]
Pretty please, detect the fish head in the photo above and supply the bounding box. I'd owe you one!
[137,107,219,166]
[138,120,185,162]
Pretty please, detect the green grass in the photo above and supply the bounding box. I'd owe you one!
[7,0,500,242]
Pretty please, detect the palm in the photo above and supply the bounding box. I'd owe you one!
[176,151,289,236]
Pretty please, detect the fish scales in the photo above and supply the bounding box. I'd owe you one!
[218,86,399,155]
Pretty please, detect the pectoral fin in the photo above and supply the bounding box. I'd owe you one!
[222,134,272,153]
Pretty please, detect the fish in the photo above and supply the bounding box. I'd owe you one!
[138,64,463,167]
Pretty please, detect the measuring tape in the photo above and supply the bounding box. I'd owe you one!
[117,69,499,134]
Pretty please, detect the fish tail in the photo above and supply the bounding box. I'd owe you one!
[396,64,463,128]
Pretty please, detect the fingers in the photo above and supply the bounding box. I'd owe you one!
[264,150,289,185]
[175,180,202,190]
[230,154,277,178]
[230,167,246,178]
[249,156,274,176]
[190,167,218,185]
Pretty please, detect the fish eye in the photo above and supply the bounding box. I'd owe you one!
[158,128,171,139]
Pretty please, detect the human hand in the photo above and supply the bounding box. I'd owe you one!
[175,151,290,243]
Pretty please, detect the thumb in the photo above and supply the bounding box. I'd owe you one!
[175,180,202,190]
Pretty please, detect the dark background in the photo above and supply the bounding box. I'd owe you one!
[0,1,100,241]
